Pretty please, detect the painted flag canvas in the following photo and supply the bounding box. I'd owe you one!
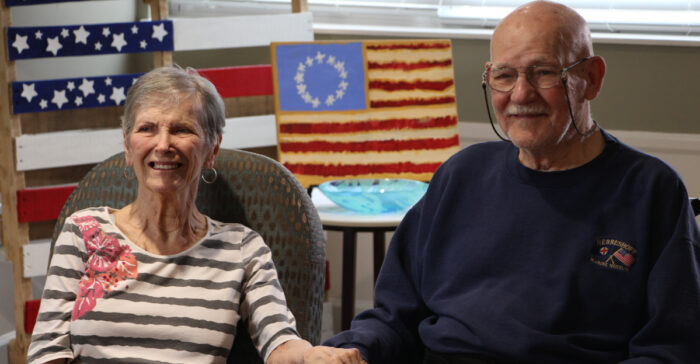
[272,40,461,188]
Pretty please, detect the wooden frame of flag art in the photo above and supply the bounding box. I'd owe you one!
[271,39,462,188]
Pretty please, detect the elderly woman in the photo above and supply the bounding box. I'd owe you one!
[27,67,313,364]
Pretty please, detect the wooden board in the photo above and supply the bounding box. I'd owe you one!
[172,13,313,51]
[16,114,277,171]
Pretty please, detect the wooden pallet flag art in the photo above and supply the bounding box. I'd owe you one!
[271,40,461,188]
[8,20,173,60]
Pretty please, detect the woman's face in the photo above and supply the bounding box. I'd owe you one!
[125,96,217,197]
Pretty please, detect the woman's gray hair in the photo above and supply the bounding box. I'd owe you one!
[122,66,225,145]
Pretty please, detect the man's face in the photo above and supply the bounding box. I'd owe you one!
[489,20,583,153]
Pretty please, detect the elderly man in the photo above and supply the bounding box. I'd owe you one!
[303,1,700,363]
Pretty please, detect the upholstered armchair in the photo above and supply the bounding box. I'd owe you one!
[50,149,326,363]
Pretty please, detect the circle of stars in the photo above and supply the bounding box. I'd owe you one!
[295,51,349,109]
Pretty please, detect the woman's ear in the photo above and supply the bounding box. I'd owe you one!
[123,134,132,166]
[207,134,222,168]
[584,55,606,100]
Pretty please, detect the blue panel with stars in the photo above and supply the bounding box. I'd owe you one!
[275,43,366,111]
[5,0,91,6]
[12,73,144,114]
[7,20,173,60]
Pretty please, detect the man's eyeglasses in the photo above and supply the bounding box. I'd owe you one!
[483,57,591,93]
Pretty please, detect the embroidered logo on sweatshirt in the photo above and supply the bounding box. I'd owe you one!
[590,238,637,272]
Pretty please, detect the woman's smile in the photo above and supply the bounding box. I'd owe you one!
[149,161,183,170]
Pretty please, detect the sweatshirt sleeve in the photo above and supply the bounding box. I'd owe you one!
[623,198,700,363]
[27,216,85,364]
[323,202,430,363]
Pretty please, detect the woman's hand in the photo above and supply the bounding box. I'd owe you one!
[303,346,366,364]
[266,339,312,364]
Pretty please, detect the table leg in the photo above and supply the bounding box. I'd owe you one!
[341,228,357,331]
[373,230,385,284]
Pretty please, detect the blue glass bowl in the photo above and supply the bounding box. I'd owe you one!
[318,178,428,214]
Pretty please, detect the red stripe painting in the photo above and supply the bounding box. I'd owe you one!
[370,96,456,108]
[369,80,454,92]
[279,115,457,134]
[280,136,460,153]
[367,60,452,70]
[365,42,451,50]
[198,65,273,98]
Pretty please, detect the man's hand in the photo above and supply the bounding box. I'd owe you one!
[303,346,367,364]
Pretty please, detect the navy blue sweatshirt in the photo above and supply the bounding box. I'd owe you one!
[325,130,700,363]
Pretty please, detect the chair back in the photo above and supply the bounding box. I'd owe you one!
[51,149,326,362]
[691,197,700,216]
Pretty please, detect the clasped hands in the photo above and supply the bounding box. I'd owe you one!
[303,346,366,364]
[268,339,366,364]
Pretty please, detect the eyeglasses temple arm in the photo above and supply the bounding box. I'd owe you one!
[482,81,510,142]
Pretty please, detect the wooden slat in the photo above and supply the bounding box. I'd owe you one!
[24,299,41,334]
[20,106,123,134]
[146,0,173,67]
[16,128,124,171]
[221,114,277,149]
[224,95,275,118]
[16,114,277,171]
[29,220,58,240]
[1,3,33,363]
[16,185,77,223]
[22,240,51,278]
[198,65,273,98]
[292,0,309,13]
[25,163,96,188]
[172,12,313,51]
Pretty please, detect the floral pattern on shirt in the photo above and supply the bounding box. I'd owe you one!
[72,215,138,320]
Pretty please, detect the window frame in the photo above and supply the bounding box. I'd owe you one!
[168,0,700,47]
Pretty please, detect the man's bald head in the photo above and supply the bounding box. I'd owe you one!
[491,1,593,63]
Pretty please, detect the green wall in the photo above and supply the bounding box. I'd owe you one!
[172,35,700,134]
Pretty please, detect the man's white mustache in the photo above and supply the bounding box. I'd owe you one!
[505,105,549,116]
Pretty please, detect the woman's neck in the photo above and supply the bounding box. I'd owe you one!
[115,191,207,255]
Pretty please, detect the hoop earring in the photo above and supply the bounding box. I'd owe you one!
[201,167,217,184]
[123,167,135,180]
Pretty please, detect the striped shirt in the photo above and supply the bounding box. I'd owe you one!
[28,207,300,364]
